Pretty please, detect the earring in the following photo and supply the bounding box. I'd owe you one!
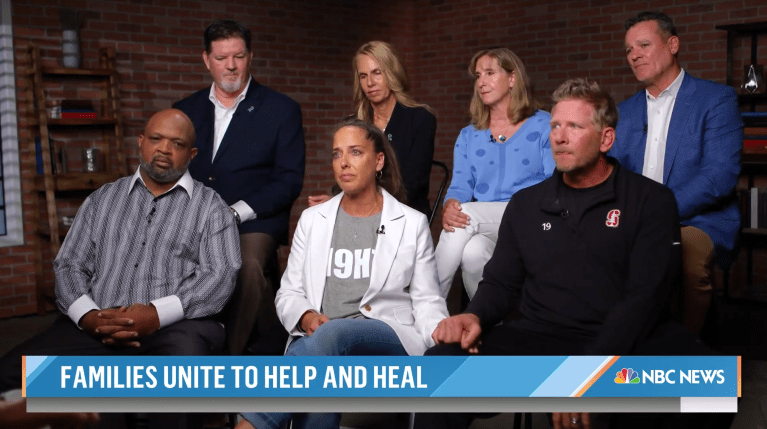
[376,170,382,179]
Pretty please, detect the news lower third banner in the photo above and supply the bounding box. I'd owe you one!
[23,355,740,413]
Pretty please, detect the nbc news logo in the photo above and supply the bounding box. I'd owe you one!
[614,368,640,384]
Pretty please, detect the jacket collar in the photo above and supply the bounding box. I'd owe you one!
[662,72,695,183]
[310,188,406,305]
[210,76,264,163]
[540,157,620,216]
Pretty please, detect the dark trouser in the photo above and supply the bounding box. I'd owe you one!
[0,315,224,393]
[414,320,731,429]
[224,232,287,355]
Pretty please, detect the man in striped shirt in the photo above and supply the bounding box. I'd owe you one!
[0,109,241,392]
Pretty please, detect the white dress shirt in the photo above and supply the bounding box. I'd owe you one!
[207,78,256,222]
[63,167,240,329]
[643,69,685,184]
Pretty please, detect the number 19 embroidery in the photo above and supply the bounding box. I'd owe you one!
[542,223,551,230]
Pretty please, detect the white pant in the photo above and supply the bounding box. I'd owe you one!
[434,201,508,299]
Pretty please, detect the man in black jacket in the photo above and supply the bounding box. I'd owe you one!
[416,79,711,429]
[173,20,305,355]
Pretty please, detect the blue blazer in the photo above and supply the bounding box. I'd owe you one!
[611,73,742,262]
[174,78,305,244]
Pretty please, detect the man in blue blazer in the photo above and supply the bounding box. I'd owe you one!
[174,20,305,355]
[612,11,742,334]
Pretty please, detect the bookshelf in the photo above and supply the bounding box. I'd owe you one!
[26,44,127,314]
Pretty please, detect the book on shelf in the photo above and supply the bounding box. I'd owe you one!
[61,111,97,119]
[34,136,55,174]
[745,126,767,135]
[60,100,96,119]
[744,135,767,153]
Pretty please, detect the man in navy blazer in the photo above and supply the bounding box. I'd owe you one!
[612,11,742,334]
[174,20,305,355]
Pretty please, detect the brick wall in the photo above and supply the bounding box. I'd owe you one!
[1,0,766,317]
[0,0,415,317]
[408,0,767,164]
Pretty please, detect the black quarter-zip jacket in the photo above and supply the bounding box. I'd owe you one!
[466,158,682,355]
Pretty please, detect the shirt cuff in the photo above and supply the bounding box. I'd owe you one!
[67,295,100,328]
[232,200,256,223]
[150,295,184,329]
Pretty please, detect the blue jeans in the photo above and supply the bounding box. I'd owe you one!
[241,318,408,429]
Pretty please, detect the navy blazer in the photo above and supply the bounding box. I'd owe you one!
[611,73,742,261]
[174,78,305,244]
[385,103,436,216]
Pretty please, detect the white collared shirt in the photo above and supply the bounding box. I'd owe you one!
[207,78,256,223]
[129,166,194,199]
[208,77,252,161]
[68,168,197,329]
[643,69,685,184]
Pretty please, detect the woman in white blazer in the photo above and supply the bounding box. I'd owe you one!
[238,119,448,429]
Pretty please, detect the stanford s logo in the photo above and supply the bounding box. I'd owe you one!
[606,209,621,227]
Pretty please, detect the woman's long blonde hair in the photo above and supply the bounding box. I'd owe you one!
[468,48,539,129]
[352,41,432,122]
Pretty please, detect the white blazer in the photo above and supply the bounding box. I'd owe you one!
[275,189,449,356]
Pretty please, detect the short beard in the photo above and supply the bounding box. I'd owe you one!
[140,156,189,184]
[217,77,243,94]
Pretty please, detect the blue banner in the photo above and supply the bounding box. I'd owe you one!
[23,355,739,399]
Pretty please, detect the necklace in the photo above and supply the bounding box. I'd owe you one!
[342,195,382,219]
[341,207,381,241]
[374,114,391,132]
[495,123,512,143]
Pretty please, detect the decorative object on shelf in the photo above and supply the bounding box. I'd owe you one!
[59,9,82,68]
[743,65,765,94]
[82,148,103,172]
[48,100,61,119]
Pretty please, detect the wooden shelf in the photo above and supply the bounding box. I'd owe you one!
[48,118,117,126]
[716,21,767,34]
[26,66,113,77]
[742,154,767,165]
[44,67,113,77]
[740,93,767,103]
[743,115,767,127]
[742,228,767,236]
[27,44,127,315]
[33,172,121,192]
[37,223,70,240]
[29,118,117,127]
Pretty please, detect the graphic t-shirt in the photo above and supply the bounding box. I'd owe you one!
[321,206,381,319]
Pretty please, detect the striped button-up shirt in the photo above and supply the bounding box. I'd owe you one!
[55,168,241,328]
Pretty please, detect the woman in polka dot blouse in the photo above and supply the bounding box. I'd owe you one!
[434,48,555,300]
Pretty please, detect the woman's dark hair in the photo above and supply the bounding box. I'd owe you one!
[333,118,406,203]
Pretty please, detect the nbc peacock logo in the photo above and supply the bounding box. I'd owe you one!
[614,368,640,384]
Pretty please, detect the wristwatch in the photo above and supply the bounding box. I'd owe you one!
[230,207,241,226]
